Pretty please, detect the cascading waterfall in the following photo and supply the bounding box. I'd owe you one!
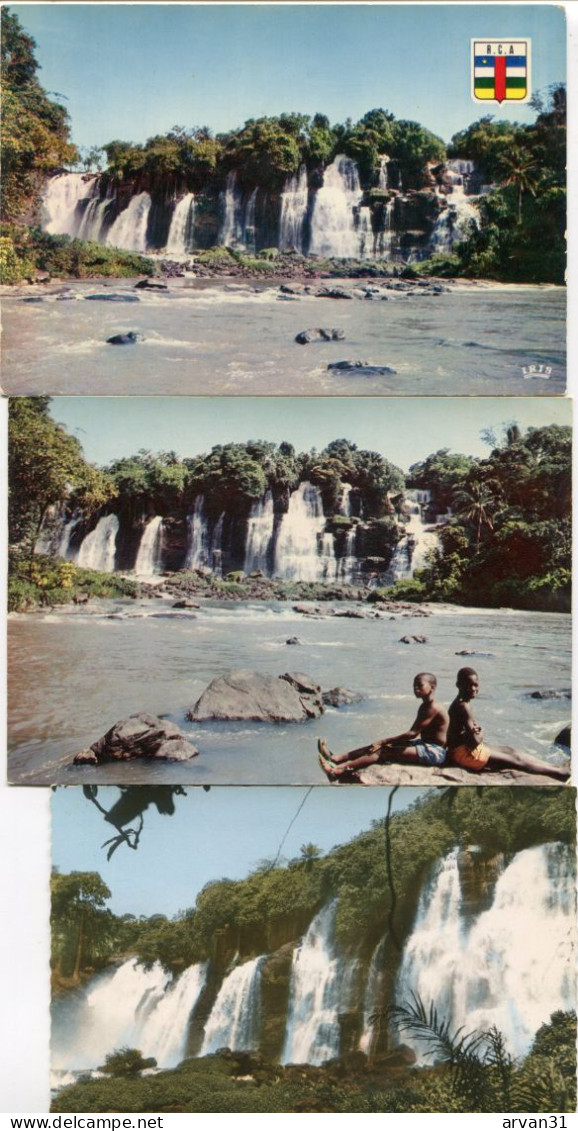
[273,482,334,582]
[134,516,164,576]
[429,184,479,254]
[201,956,265,1054]
[281,901,343,1066]
[395,843,576,1061]
[244,492,275,574]
[243,188,258,255]
[309,155,364,259]
[51,957,207,1074]
[389,490,439,581]
[359,936,388,1055]
[166,193,195,255]
[106,193,152,252]
[378,155,390,191]
[279,166,309,253]
[42,173,99,237]
[76,194,112,243]
[186,496,224,572]
[220,171,245,247]
[76,514,119,573]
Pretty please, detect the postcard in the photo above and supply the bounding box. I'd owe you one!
[48,784,577,1114]
[0,3,567,396]
[7,395,571,786]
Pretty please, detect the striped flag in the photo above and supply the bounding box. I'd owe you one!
[472,40,530,103]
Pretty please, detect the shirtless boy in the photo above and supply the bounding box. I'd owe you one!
[318,672,449,778]
[447,667,570,782]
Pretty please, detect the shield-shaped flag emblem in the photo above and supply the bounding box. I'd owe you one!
[472,40,531,104]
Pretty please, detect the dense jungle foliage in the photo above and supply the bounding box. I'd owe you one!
[1,10,566,283]
[8,401,571,613]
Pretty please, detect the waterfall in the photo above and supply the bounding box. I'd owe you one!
[243,188,258,255]
[279,166,309,253]
[134,516,164,576]
[76,514,119,573]
[378,155,390,191]
[357,206,374,258]
[51,957,207,1073]
[166,194,195,255]
[376,198,395,258]
[395,843,576,1061]
[274,482,334,583]
[106,193,152,252]
[389,490,439,581]
[309,155,364,259]
[201,956,265,1054]
[336,528,358,585]
[281,901,343,1066]
[429,186,479,254]
[42,173,99,237]
[186,496,224,572]
[244,492,275,574]
[220,171,244,248]
[359,937,388,1055]
[76,195,111,243]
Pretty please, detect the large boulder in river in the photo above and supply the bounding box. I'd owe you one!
[188,669,324,722]
[73,713,199,764]
[295,328,345,344]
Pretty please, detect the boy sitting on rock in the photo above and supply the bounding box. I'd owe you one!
[447,667,570,781]
[318,671,448,778]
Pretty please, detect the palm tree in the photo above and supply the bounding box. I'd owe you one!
[453,478,501,554]
[498,147,539,224]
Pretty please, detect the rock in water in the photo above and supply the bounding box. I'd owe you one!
[188,669,324,722]
[73,713,199,763]
[106,332,145,345]
[322,687,364,708]
[554,725,571,748]
[327,361,397,376]
[86,292,140,302]
[295,328,345,344]
[134,279,168,290]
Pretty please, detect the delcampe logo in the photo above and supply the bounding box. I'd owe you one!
[472,40,531,104]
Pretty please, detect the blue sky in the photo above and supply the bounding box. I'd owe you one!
[13,4,566,150]
[50,395,571,471]
[51,785,423,917]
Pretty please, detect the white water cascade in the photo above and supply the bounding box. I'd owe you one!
[395,843,576,1060]
[76,194,112,243]
[220,171,245,248]
[429,184,479,254]
[359,937,388,1055]
[106,193,152,252]
[42,173,99,237]
[166,194,195,255]
[51,957,207,1074]
[186,496,224,572]
[309,155,364,259]
[76,514,119,573]
[134,516,164,576]
[201,956,265,1054]
[274,482,334,582]
[244,492,275,574]
[378,155,390,191]
[279,165,309,253]
[389,490,439,581]
[281,901,343,1065]
[243,188,258,255]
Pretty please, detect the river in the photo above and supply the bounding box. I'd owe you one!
[8,597,570,785]
[1,279,565,396]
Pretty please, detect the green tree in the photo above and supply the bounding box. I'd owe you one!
[8,398,116,561]
[1,9,78,220]
[99,1048,157,1078]
[51,870,114,980]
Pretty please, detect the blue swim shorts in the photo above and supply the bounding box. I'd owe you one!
[413,741,446,766]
